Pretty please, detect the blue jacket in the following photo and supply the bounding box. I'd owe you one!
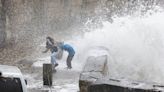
[61,44,75,56]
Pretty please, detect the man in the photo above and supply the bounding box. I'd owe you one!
[60,43,75,69]
[42,36,58,68]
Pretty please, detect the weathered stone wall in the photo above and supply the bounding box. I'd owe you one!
[79,55,109,92]
[79,54,164,92]
[87,78,164,92]
[0,0,6,48]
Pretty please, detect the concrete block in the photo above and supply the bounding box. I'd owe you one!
[79,55,108,92]
[88,78,164,92]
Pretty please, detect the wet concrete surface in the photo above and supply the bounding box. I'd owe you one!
[25,67,80,92]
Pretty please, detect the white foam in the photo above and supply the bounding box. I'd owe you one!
[72,9,164,84]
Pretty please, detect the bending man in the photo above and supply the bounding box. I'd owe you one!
[61,43,75,69]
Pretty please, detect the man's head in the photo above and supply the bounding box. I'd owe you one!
[46,36,51,40]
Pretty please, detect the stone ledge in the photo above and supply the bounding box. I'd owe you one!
[79,55,109,92]
[79,53,164,92]
[88,78,164,92]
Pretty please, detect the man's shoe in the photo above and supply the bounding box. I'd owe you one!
[54,63,58,67]
[65,67,72,70]
[68,67,72,69]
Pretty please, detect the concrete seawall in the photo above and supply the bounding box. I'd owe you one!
[79,48,164,92]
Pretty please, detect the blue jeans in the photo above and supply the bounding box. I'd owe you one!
[51,52,57,65]
[66,54,74,68]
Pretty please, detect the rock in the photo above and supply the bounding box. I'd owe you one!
[88,78,164,92]
[83,55,108,75]
[79,49,164,92]
[79,55,109,92]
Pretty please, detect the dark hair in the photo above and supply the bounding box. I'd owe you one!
[46,36,54,41]
[46,36,54,46]
[0,72,2,76]
[46,36,51,39]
